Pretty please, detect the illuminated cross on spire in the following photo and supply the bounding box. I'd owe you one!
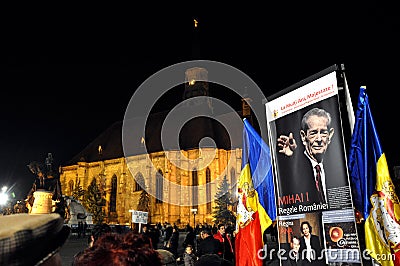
[192,17,200,58]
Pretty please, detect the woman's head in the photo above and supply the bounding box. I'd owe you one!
[300,221,312,236]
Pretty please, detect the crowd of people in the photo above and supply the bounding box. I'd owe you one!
[71,221,237,265]
[1,212,282,266]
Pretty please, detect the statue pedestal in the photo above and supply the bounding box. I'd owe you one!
[30,190,53,214]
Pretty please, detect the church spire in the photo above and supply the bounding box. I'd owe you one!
[183,17,212,110]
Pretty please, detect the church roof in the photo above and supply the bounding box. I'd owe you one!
[66,109,244,165]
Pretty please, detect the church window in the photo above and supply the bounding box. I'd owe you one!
[192,169,198,210]
[110,175,117,212]
[156,170,163,203]
[206,168,211,213]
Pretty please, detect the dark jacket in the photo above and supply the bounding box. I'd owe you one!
[282,256,302,266]
[213,231,234,261]
[274,106,350,213]
[168,230,180,257]
[196,235,220,258]
[276,148,349,211]
[299,234,326,266]
[165,225,173,241]
[183,230,196,248]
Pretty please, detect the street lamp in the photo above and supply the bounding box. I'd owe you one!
[190,208,197,228]
[0,186,9,206]
[0,186,10,214]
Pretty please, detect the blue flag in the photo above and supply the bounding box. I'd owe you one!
[348,87,400,265]
[242,118,276,221]
[236,119,276,266]
[348,86,382,219]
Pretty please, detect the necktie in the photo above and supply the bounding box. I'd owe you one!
[314,164,326,204]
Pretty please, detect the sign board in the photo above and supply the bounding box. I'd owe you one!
[265,66,362,264]
[130,210,148,224]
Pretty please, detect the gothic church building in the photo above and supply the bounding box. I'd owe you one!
[60,67,253,227]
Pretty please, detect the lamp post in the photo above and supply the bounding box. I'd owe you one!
[0,186,9,214]
[0,186,9,205]
[190,208,197,228]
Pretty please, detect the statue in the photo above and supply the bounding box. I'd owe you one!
[25,153,63,214]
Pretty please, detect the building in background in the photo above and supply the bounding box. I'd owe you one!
[60,67,252,227]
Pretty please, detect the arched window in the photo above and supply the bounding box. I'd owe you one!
[231,168,238,212]
[192,168,198,209]
[68,180,74,194]
[135,173,145,191]
[206,168,211,213]
[230,168,237,200]
[110,175,117,212]
[156,170,163,203]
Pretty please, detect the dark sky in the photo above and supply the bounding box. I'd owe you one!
[1,3,398,199]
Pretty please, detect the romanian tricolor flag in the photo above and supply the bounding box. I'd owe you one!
[348,87,400,266]
[235,118,276,266]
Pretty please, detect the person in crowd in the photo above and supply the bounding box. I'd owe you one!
[151,224,161,249]
[183,225,196,249]
[167,226,180,258]
[196,228,220,258]
[141,224,153,245]
[212,224,218,235]
[73,231,163,265]
[299,221,326,265]
[140,224,161,249]
[0,213,70,266]
[157,222,163,233]
[164,223,174,247]
[195,224,201,235]
[213,224,234,262]
[78,221,83,238]
[83,221,88,237]
[177,244,197,266]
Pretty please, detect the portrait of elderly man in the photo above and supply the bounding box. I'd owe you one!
[274,105,350,210]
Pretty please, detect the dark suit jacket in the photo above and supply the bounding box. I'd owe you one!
[283,257,302,266]
[299,234,326,266]
[276,149,349,211]
[196,235,220,258]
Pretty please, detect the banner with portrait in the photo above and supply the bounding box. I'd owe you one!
[265,65,362,264]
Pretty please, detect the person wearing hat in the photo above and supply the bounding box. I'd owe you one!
[156,248,178,266]
[0,213,70,266]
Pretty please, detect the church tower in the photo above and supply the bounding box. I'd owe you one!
[182,18,210,107]
[180,18,215,150]
[183,66,212,109]
[59,16,243,227]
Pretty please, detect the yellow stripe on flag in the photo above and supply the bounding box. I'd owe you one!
[238,164,272,242]
[365,154,399,266]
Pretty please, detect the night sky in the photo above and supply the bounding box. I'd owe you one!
[1,4,398,199]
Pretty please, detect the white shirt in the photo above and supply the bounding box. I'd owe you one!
[304,236,314,261]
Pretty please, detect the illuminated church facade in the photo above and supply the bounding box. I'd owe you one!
[59,66,253,227]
